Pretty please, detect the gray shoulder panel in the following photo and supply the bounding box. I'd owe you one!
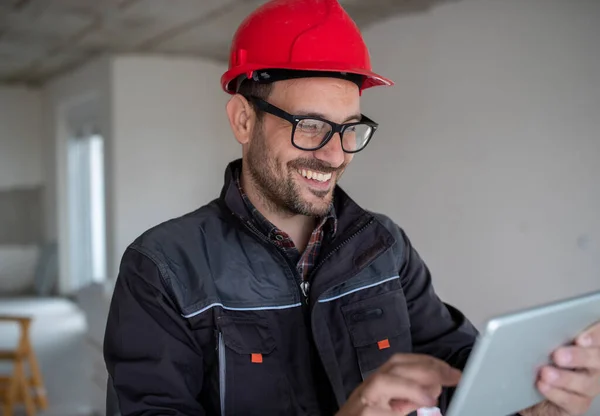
[125,200,301,317]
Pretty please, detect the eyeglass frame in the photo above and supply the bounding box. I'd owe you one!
[243,95,379,154]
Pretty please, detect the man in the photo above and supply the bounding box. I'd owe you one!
[103,0,600,415]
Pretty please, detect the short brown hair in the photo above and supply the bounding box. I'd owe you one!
[236,78,273,121]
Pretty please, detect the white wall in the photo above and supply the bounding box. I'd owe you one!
[43,55,113,293]
[111,55,236,276]
[0,86,42,189]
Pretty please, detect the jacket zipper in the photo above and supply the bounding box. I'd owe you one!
[218,332,226,415]
[304,218,375,299]
[300,281,310,299]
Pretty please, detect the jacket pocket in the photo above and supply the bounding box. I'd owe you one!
[217,315,290,415]
[341,290,412,380]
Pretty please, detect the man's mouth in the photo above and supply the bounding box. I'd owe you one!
[297,169,333,183]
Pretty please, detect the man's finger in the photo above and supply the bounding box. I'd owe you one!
[384,353,451,367]
[553,346,600,371]
[360,407,405,416]
[386,362,457,393]
[382,354,462,385]
[538,380,593,416]
[361,373,437,409]
[576,321,600,347]
[540,366,600,398]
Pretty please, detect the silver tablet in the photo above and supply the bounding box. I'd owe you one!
[445,290,600,416]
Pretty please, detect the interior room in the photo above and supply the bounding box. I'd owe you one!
[0,0,599,415]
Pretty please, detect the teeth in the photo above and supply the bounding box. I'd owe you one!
[297,169,333,183]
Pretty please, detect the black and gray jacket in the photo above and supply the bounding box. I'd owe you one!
[103,159,479,415]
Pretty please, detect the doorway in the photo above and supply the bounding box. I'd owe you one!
[67,129,107,289]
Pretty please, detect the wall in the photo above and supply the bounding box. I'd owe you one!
[0,86,43,189]
[111,55,236,276]
[0,86,43,293]
[43,55,113,294]
[0,87,43,247]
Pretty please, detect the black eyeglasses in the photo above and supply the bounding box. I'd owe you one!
[245,95,378,154]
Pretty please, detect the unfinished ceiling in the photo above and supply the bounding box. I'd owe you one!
[0,0,453,86]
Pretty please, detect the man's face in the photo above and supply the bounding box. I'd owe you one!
[245,77,360,217]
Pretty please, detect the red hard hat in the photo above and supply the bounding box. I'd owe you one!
[220,0,394,94]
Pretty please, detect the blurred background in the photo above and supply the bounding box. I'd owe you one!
[0,0,598,415]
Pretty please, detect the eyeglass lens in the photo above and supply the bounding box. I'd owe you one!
[293,119,373,152]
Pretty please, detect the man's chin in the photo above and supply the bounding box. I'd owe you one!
[308,188,331,199]
[289,175,335,215]
[301,191,333,216]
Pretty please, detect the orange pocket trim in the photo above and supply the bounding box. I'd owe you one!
[377,339,390,350]
[251,353,263,363]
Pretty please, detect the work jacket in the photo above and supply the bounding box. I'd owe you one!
[103,159,480,415]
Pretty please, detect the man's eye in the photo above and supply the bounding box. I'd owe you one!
[298,120,326,132]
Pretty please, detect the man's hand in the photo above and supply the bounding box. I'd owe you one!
[336,354,461,416]
[520,321,600,416]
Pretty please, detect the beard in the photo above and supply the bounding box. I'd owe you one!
[245,124,345,217]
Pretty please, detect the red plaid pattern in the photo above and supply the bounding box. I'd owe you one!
[296,215,331,281]
[237,174,337,281]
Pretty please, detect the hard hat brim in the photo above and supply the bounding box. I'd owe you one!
[221,62,394,94]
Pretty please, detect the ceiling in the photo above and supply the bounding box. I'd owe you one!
[0,0,453,86]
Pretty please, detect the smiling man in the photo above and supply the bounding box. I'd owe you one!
[103,1,600,415]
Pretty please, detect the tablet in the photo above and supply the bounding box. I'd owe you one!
[445,289,600,416]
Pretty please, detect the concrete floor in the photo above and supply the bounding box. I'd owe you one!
[0,297,94,416]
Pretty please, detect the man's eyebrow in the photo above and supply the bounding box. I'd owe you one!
[295,110,363,124]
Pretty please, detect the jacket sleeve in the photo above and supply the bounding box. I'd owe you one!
[397,228,479,412]
[103,247,205,416]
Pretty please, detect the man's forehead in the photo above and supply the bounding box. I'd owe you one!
[272,78,361,121]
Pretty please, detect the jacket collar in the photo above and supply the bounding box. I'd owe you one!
[220,158,250,219]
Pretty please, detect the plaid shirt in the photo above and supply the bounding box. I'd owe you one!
[236,175,337,282]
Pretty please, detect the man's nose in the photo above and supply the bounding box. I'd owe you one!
[313,133,345,168]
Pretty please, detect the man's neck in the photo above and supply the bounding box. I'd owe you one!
[240,170,316,252]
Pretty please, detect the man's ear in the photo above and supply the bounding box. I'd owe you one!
[226,94,255,145]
